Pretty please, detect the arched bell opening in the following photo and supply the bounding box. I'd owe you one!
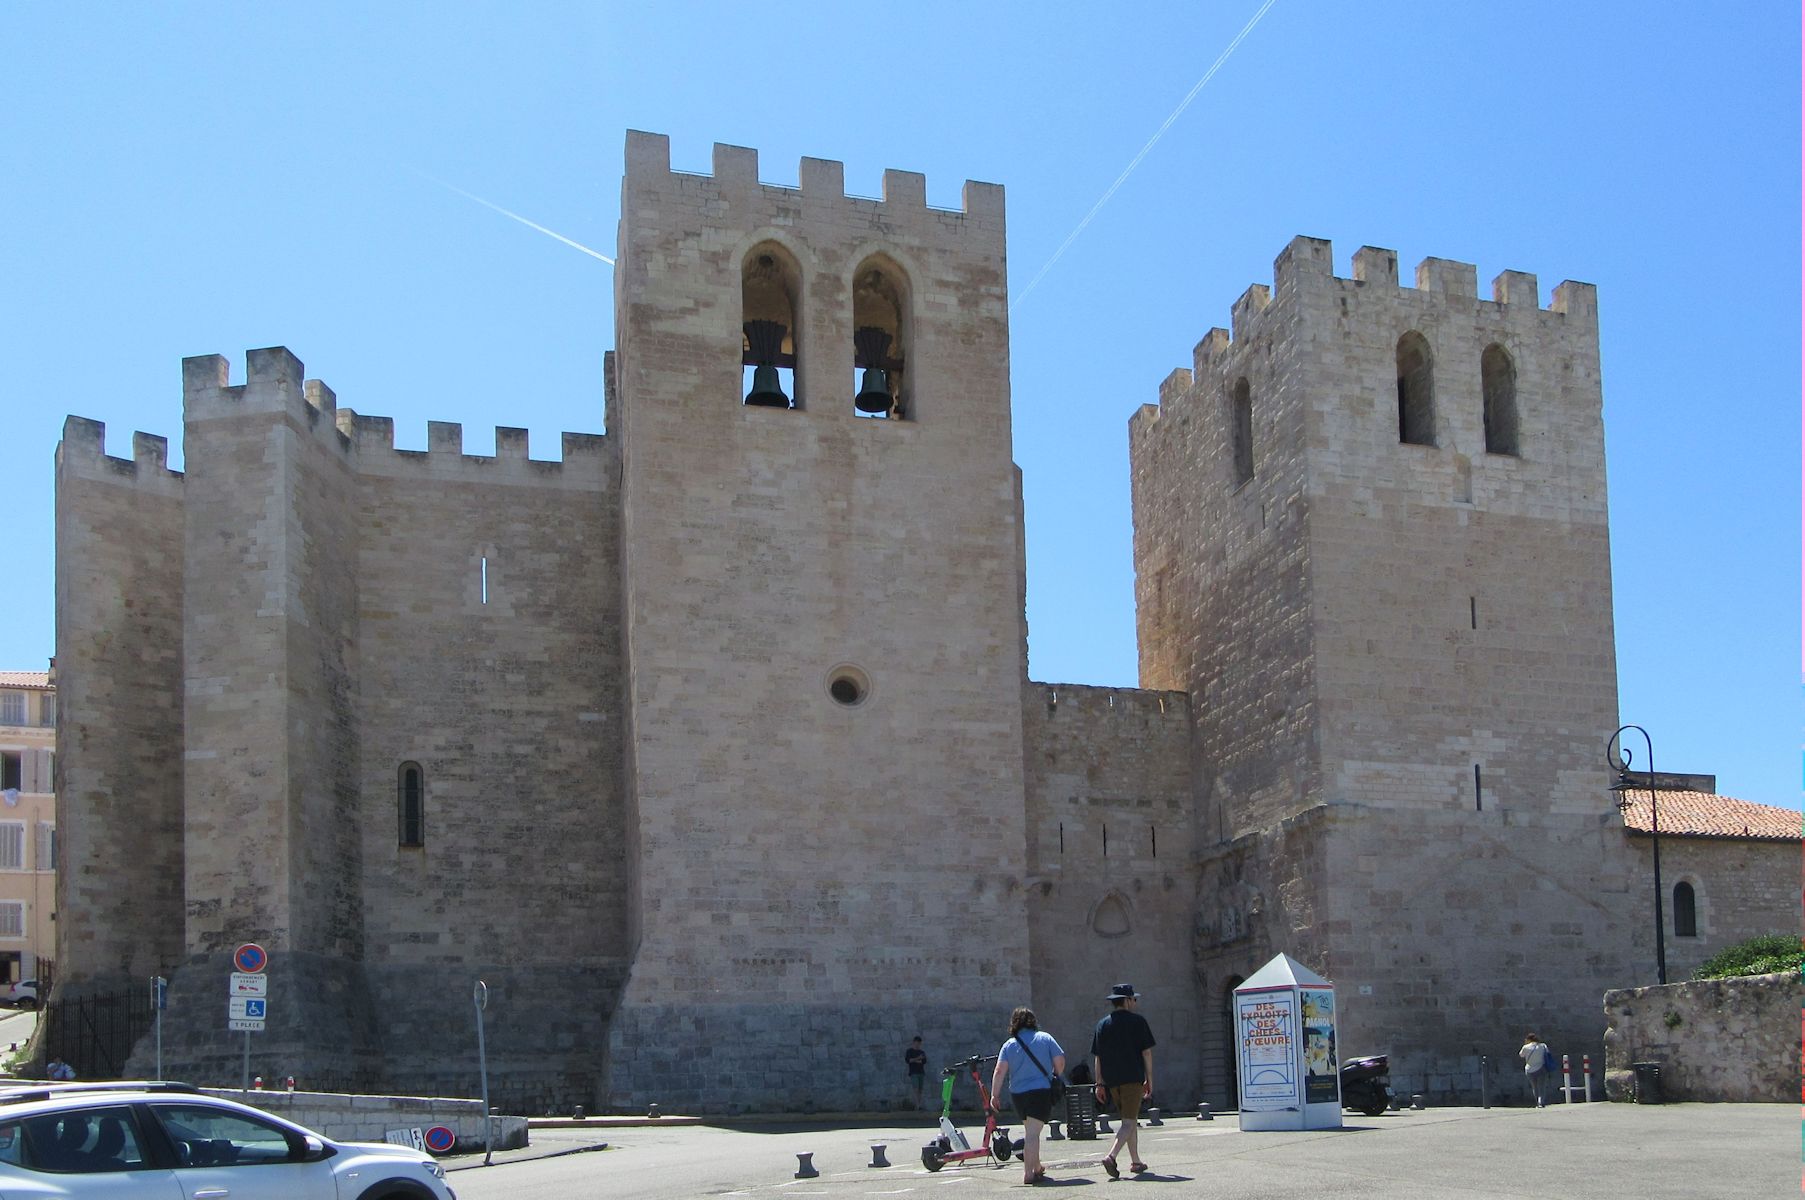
[1396,331,1435,446]
[1481,343,1519,456]
[851,255,911,419]
[742,244,803,409]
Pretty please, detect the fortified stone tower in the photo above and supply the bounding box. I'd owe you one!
[605,133,1032,1109]
[1130,237,1639,1103]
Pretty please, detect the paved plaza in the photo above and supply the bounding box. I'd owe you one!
[446,1101,1795,1199]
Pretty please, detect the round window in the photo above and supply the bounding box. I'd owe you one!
[826,665,870,707]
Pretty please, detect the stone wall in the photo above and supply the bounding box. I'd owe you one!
[198,1088,527,1150]
[1021,683,1199,1099]
[53,420,186,992]
[1626,836,1799,982]
[607,133,1031,1111]
[1131,238,1636,1106]
[350,409,628,1103]
[1602,972,1801,1101]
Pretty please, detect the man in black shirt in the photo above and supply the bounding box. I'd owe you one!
[905,1035,927,1109]
[1091,983,1156,1177]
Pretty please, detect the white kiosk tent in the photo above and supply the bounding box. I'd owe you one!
[1233,953,1342,1131]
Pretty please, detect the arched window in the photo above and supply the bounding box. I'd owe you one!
[398,762,424,848]
[1396,332,1435,446]
[1481,343,1519,455]
[1673,881,1697,938]
[742,244,803,409]
[851,255,911,419]
[1231,377,1254,484]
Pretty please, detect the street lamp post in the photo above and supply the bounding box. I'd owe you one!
[1607,724,1666,985]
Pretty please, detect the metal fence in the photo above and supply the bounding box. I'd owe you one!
[43,988,152,1079]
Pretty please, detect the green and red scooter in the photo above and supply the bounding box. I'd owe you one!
[921,1054,1014,1172]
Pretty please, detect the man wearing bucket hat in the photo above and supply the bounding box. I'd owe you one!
[1091,983,1157,1177]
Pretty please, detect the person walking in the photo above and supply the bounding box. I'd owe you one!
[1518,1032,1552,1107]
[991,1007,1065,1185]
[1091,983,1156,1178]
[905,1035,927,1109]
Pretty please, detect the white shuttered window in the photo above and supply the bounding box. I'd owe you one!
[0,824,24,870]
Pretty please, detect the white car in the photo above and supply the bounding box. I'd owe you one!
[4,980,38,1010]
[0,1082,456,1198]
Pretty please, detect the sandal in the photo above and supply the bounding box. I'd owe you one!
[1130,1163,1149,1174]
[1101,1156,1120,1179]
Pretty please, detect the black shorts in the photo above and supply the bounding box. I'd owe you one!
[1012,1087,1056,1122]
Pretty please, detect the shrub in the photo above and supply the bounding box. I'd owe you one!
[1691,933,1803,980]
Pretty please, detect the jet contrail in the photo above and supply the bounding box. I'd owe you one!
[1011,0,1281,312]
[416,170,615,265]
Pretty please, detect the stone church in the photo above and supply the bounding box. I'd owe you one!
[54,130,1647,1113]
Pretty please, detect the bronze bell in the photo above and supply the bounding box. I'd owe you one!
[743,319,790,408]
[853,326,895,414]
[746,364,789,408]
[854,366,891,414]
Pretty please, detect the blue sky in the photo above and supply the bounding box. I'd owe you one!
[2,3,1798,807]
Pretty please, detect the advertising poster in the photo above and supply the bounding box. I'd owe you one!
[1301,988,1338,1104]
[1237,990,1298,1110]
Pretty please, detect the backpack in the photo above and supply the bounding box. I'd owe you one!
[1538,1044,1554,1074]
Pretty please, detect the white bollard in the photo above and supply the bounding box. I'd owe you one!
[1583,1054,1593,1104]
[1562,1054,1573,1104]
[794,1152,819,1179]
[869,1144,890,1168]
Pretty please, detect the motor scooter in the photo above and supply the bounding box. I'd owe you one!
[921,1054,1013,1171]
[1340,1053,1393,1116]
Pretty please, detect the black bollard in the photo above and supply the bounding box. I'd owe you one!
[869,1144,890,1168]
[795,1152,819,1179]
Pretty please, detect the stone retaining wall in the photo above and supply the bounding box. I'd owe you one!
[201,1089,528,1151]
[1602,972,1800,1101]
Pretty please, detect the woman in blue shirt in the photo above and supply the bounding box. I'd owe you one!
[991,1007,1066,1185]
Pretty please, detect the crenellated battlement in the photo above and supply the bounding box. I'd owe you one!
[178,349,610,487]
[623,129,1005,225]
[56,416,183,490]
[1033,682,1189,722]
[1145,235,1600,410]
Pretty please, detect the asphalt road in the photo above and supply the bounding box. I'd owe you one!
[444,1102,1794,1199]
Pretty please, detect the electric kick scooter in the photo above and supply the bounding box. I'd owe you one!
[921,1054,1014,1172]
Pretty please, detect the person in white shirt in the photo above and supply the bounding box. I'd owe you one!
[1518,1033,1552,1107]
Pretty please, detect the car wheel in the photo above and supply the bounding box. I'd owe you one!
[16,998,36,1011]
[354,1182,439,1200]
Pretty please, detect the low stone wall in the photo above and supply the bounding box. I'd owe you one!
[200,1089,528,1151]
[1601,972,1800,1102]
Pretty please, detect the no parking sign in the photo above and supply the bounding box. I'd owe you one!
[233,943,268,973]
[423,1126,456,1155]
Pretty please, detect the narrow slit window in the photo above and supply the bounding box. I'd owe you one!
[1474,764,1483,811]
[398,762,425,848]
[1471,596,1477,629]
[1150,825,1158,858]
[1231,378,1254,484]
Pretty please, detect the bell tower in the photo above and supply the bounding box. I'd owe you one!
[606,133,1032,1111]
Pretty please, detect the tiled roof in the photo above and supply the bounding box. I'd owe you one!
[1619,790,1801,842]
[0,672,50,690]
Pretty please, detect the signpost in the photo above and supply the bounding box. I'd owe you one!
[231,943,268,1093]
[150,976,167,1080]
[474,980,492,1165]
